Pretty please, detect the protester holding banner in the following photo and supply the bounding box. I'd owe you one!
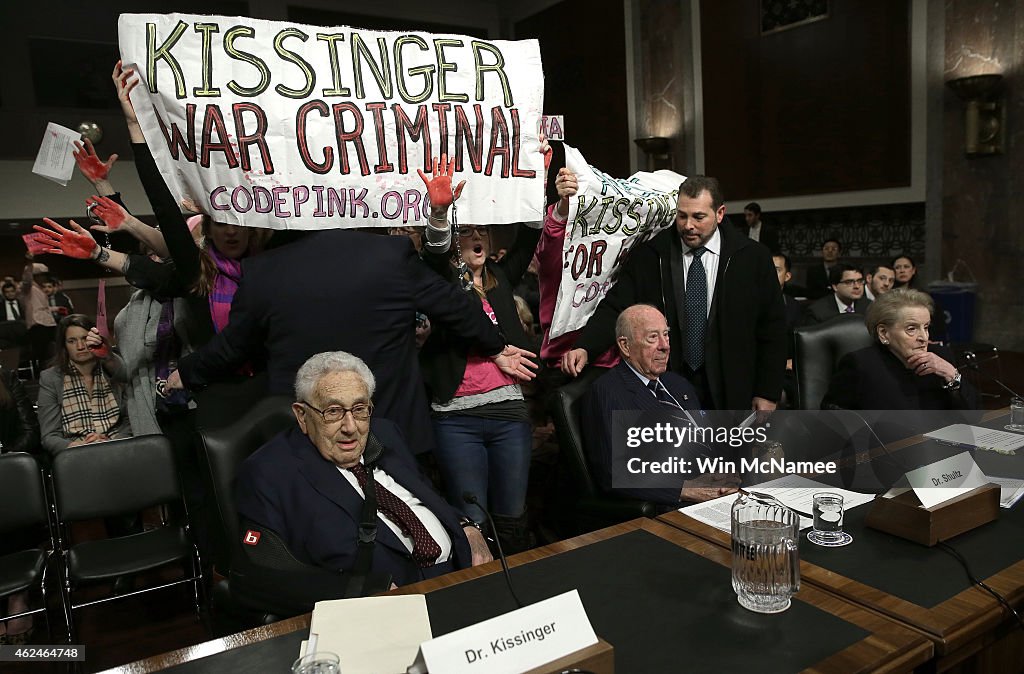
[417,156,541,553]
[562,176,787,412]
[536,160,619,373]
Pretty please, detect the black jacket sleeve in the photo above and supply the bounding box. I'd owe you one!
[2,371,40,454]
[131,142,202,287]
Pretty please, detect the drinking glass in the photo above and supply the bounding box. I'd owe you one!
[292,652,341,674]
[807,492,844,545]
[1005,397,1024,432]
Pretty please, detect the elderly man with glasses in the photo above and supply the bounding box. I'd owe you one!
[802,263,872,325]
[235,351,492,599]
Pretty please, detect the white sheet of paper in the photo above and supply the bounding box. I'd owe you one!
[905,451,989,509]
[307,595,432,674]
[925,424,1024,454]
[985,476,1024,508]
[32,123,81,186]
[678,474,874,532]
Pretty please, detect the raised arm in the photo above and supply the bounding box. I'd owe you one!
[73,137,118,197]
[33,219,129,275]
[86,195,170,259]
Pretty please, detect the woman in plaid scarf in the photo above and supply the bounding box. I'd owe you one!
[37,314,131,454]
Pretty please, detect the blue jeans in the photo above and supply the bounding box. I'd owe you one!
[432,416,532,523]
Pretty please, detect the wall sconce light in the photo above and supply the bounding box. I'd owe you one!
[76,121,103,145]
[634,136,672,171]
[945,74,1005,156]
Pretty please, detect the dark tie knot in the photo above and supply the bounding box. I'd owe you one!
[647,379,660,394]
[690,246,706,259]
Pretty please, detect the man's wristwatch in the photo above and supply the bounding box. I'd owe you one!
[459,517,482,532]
[944,372,962,391]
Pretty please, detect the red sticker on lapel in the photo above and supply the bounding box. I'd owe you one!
[243,530,261,545]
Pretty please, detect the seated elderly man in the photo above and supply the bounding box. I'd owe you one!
[580,304,738,508]
[236,351,492,597]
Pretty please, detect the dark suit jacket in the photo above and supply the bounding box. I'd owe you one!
[236,419,472,586]
[177,231,505,450]
[581,361,704,505]
[821,343,977,411]
[802,295,872,326]
[804,263,836,300]
[740,222,780,254]
[575,220,787,410]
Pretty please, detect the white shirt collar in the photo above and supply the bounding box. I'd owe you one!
[682,226,722,257]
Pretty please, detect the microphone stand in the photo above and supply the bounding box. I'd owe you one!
[463,492,524,609]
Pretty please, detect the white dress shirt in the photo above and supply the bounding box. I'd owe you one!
[681,227,721,318]
[337,460,453,564]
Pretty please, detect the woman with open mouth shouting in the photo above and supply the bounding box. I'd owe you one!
[416,153,543,555]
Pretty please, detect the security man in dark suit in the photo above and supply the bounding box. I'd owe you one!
[563,176,787,413]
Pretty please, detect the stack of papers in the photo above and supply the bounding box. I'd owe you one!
[924,424,1024,455]
[986,476,1024,509]
[300,595,432,673]
[679,475,875,532]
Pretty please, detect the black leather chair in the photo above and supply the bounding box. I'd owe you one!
[0,453,53,641]
[51,435,203,642]
[793,314,875,410]
[195,395,297,631]
[548,367,657,534]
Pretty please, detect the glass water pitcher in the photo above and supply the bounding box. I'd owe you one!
[731,490,801,613]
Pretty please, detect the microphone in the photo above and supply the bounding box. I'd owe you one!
[960,350,1022,400]
[462,492,523,609]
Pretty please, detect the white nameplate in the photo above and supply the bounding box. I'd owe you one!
[407,590,597,674]
[905,451,989,509]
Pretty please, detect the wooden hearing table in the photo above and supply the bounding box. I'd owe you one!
[101,518,931,673]
[658,411,1024,671]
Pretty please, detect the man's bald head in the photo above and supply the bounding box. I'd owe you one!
[615,304,671,379]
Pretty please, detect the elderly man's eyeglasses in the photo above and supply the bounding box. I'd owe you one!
[301,401,373,423]
[457,225,488,237]
[836,278,865,286]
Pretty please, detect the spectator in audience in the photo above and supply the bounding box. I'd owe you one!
[892,254,919,290]
[42,275,74,323]
[418,157,541,552]
[0,367,39,455]
[36,314,130,454]
[18,259,58,368]
[802,263,872,325]
[864,264,895,301]
[804,239,842,300]
[563,176,787,413]
[581,305,738,506]
[0,281,28,350]
[741,202,780,253]
[821,289,975,410]
[235,351,492,593]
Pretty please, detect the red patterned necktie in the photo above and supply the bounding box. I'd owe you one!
[348,463,442,567]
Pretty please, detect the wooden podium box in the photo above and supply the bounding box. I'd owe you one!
[524,638,614,674]
[864,483,1000,546]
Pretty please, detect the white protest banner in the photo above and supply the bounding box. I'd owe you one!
[549,144,684,338]
[117,14,545,230]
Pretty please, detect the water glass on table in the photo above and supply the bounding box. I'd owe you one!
[292,652,341,674]
[1006,396,1024,432]
[807,492,847,546]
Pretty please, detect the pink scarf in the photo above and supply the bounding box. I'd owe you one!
[206,245,243,334]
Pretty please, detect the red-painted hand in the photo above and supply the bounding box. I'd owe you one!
[73,138,118,183]
[417,154,466,209]
[85,327,110,358]
[85,195,127,229]
[33,219,98,260]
